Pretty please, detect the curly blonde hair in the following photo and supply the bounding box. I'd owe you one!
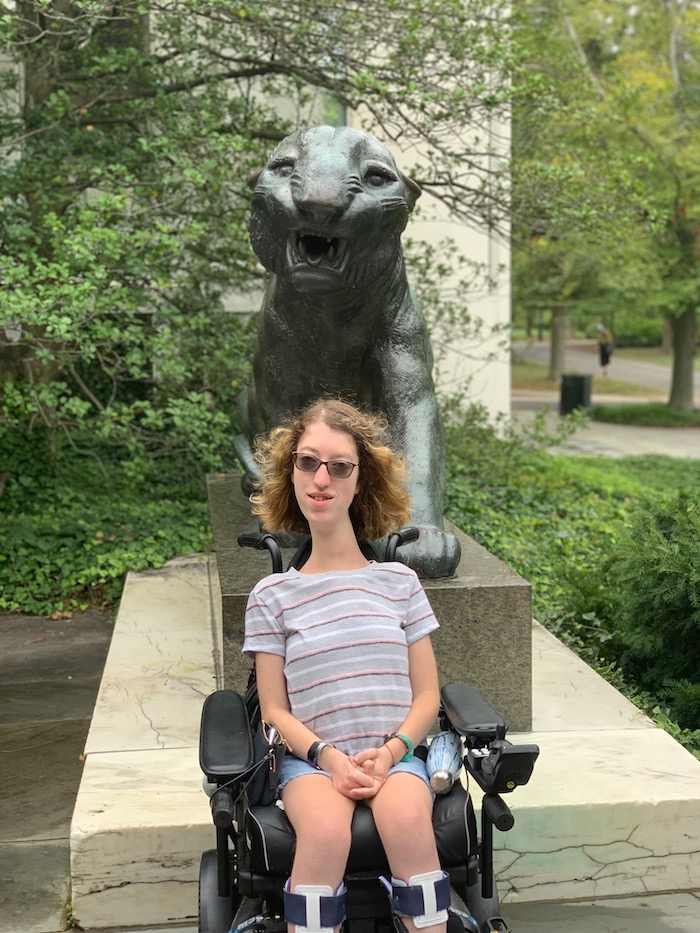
[249,398,411,540]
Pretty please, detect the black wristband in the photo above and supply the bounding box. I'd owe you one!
[307,740,335,769]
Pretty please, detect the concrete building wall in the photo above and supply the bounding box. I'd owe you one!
[347,108,511,420]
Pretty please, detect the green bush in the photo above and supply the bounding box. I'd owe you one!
[614,318,664,347]
[0,428,212,614]
[607,491,700,728]
[444,407,700,756]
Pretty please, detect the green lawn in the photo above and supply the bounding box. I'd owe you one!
[511,358,665,398]
[615,346,700,370]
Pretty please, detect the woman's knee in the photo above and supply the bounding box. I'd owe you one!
[373,780,434,840]
[295,810,353,855]
[284,780,354,855]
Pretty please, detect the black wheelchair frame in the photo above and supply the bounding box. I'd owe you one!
[198,528,539,933]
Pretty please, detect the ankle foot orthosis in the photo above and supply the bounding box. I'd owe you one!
[283,880,346,933]
[380,870,451,928]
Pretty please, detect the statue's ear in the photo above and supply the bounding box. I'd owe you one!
[248,168,263,189]
[401,172,422,209]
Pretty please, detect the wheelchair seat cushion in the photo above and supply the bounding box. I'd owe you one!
[246,782,471,876]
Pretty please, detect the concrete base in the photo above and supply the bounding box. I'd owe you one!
[70,557,218,931]
[207,473,533,731]
[70,556,700,930]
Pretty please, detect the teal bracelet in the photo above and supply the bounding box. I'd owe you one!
[384,732,414,762]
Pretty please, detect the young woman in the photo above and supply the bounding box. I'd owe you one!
[243,398,448,933]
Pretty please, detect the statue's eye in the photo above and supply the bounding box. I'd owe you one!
[365,168,396,187]
[269,159,295,178]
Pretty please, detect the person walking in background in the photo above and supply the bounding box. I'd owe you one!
[596,321,614,376]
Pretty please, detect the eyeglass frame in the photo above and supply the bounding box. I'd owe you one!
[292,451,359,479]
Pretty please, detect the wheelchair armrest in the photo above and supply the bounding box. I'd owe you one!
[199,689,254,782]
[441,684,540,795]
[440,683,508,745]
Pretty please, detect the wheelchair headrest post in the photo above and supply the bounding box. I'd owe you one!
[385,526,419,562]
[238,532,283,573]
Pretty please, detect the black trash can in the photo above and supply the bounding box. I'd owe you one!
[560,373,592,415]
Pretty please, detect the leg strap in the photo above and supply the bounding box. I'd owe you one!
[380,870,451,929]
[283,880,346,933]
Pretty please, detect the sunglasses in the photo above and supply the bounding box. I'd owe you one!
[292,452,358,479]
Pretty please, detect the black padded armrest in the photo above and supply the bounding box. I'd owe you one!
[440,683,507,741]
[199,689,254,781]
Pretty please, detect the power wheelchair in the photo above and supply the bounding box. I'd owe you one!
[198,528,539,933]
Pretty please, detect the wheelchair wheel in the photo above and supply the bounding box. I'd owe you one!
[198,849,238,933]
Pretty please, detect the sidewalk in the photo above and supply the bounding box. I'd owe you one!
[512,389,700,459]
[512,339,700,459]
[0,611,113,933]
[514,338,700,401]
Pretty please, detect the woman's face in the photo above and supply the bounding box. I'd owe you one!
[292,420,360,531]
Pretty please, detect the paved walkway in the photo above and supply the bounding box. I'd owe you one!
[0,611,113,933]
[512,339,700,459]
[514,338,700,400]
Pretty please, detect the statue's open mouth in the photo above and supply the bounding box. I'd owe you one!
[289,231,348,268]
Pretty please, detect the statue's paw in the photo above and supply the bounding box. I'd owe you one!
[396,526,461,579]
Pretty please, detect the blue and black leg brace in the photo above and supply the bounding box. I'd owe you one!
[283,879,347,933]
[380,870,451,929]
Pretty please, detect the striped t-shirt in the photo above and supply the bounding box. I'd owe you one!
[243,561,439,755]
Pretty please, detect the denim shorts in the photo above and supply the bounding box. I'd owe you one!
[278,751,433,795]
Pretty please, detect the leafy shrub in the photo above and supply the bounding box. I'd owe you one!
[0,428,212,614]
[1,311,257,480]
[607,491,700,728]
[444,406,700,755]
[613,319,663,347]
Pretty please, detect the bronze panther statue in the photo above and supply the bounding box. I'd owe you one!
[235,125,460,578]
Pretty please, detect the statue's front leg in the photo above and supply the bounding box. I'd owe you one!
[386,394,461,578]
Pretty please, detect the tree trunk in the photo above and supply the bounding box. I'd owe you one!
[548,306,569,380]
[661,316,673,354]
[0,342,32,383]
[668,308,697,411]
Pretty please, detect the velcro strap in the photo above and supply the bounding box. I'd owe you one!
[283,884,346,931]
[381,872,451,918]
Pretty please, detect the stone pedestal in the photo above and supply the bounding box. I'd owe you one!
[207,474,532,730]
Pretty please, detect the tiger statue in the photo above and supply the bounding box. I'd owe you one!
[235,125,460,578]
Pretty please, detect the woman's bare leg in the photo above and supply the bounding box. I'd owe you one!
[281,776,356,932]
[368,773,447,933]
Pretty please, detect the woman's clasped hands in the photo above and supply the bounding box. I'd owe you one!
[324,745,394,800]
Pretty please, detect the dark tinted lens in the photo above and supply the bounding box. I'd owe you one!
[294,454,321,473]
[326,460,354,478]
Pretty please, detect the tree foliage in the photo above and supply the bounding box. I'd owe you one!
[512,0,700,407]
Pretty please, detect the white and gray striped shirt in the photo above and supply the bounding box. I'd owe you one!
[243,562,439,755]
